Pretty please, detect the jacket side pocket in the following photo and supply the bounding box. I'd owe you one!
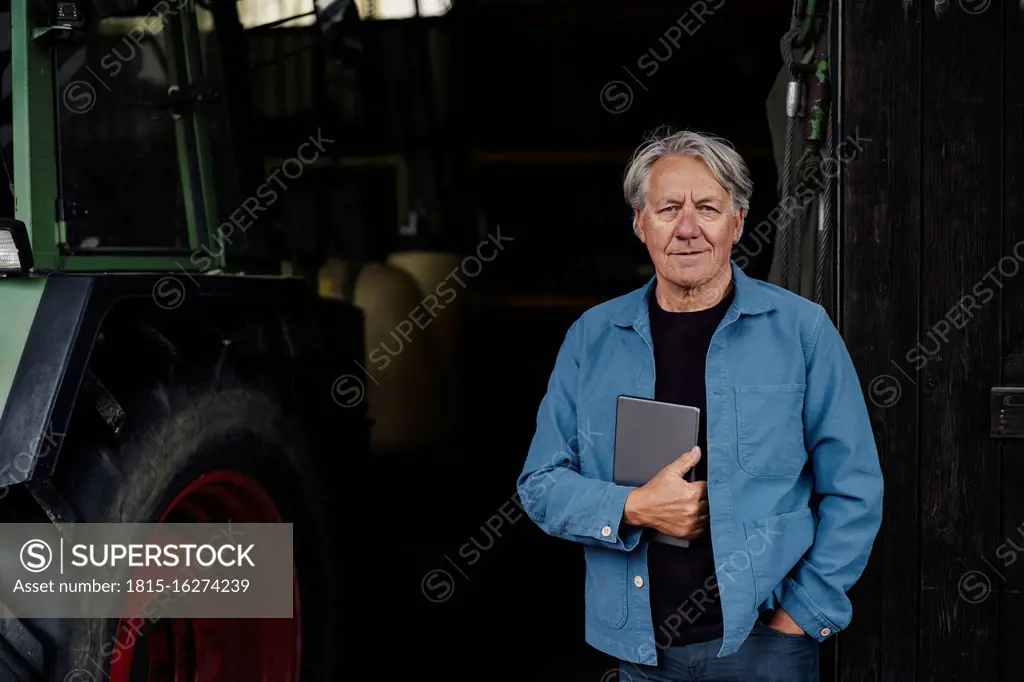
[744,507,816,611]
[584,545,628,629]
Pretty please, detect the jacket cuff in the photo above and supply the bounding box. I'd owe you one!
[597,483,643,551]
[776,577,840,642]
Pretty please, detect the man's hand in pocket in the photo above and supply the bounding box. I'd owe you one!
[768,607,806,636]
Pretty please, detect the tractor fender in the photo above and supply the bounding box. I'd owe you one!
[0,272,368,490]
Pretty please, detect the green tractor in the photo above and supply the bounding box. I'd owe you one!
[0,1,367,679]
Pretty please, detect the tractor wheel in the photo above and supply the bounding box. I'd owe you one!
[1,324,337,682]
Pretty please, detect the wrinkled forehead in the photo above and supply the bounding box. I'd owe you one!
[646,155,730,203]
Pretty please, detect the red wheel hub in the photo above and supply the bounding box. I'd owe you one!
[109,471,301,682]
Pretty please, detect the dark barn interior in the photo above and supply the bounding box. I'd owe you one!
[6,0,1023,679]
[333,1,793,679]
[224,0,1024,680]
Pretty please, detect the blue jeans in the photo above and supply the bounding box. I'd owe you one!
[617,622,819,682]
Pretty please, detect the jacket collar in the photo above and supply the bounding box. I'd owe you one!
[611,259,774,328]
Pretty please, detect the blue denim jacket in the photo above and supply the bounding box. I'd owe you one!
[516,260,883,664]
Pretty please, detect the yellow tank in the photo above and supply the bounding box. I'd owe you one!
[318,258,446,454]
[317,257,353,299]
[386,250,466,440]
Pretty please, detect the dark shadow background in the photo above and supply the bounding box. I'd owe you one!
[307,1,792,679]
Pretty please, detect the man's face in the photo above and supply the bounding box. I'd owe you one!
[635,155,742,289]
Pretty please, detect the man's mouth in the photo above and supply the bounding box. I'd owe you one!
[670,250,709,256]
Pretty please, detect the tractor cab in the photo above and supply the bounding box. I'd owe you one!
[1,0,362,273]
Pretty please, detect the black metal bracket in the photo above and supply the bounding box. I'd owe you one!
[32,24,75,43]
[33,1,88,43]
[151,83,220,118]
[991,387,1024,438]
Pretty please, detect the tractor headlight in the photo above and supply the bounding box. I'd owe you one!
[0,219,33,274]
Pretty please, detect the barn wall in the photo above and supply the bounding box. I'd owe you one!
[841,1,1018,680]
[1000,2,1024,680]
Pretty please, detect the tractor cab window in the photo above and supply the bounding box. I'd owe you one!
[55,13,187,250]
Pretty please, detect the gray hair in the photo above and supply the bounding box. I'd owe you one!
[623,129,753,237]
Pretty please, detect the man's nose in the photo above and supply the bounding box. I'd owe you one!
[671,206,702,239]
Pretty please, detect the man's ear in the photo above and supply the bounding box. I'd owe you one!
[635,209,646,243]
[734,209,745,242]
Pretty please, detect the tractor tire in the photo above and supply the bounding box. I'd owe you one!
[0,322,337,682]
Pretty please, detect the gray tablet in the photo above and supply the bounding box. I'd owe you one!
[613,395,700,548]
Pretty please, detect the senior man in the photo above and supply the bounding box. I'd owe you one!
[516,129,883,681]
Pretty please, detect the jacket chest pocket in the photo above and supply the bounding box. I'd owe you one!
[736,384,808,477]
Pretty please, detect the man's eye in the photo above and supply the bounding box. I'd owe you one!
[661,206,678,213]
[699,206,719,213]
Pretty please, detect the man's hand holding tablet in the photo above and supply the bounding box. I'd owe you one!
[622,446,710,541]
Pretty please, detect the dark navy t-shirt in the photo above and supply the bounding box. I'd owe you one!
[646,282,734,648]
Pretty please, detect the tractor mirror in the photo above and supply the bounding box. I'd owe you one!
[0,219,33,274]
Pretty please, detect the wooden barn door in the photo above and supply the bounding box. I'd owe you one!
[838,1,1024,680]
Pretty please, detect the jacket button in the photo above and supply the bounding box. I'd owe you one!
[601,525,612,537]
[634,576,644,588]
[820,627,831,636]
